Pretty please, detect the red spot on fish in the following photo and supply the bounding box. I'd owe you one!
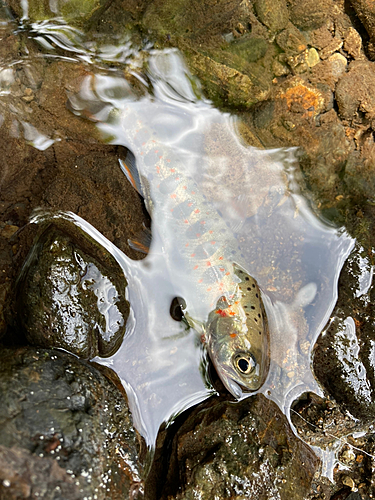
[142,142,146,146]
[159,156,163,159]
[156,166,160,173]
[167,159,171,163]
[209,230,213,234]
[198,278,203,283]
[170,194,177,199]
[140,152,144,155]
[200,221,206,225]
[219,256,223,260]
[183,186,187,190]
[225,272,230,276]
[207,261,211,267]
[219,268,225,272]
[170,209,174,212]
[196,233,201,237]
[216,309,228,317]
[188,202,193,207]
[230,333,237,338]
[194,209,200,214]
[154,150,158,153]
[184,219,189,224]
[193,265,198,270]
[191,253,195,257]
[175,177,180,180]
[191,191,196,194]
[185,243,189,247]
[211,241,216,244]
[170,168,175,173]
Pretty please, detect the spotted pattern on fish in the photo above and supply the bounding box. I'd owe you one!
[116,105,269,397]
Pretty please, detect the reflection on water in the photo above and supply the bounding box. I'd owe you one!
[2,13,356,476]
[68,49,354,455]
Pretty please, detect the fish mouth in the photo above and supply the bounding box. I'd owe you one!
[210,353,262,398]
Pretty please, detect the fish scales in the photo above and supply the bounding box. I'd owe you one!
[119,106,270,398]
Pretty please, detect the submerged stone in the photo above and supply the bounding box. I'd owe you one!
[17,219,129,359]
[254,0,289,34]
[6,0,112,28]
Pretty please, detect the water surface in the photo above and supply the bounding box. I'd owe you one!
[2,13,355,474]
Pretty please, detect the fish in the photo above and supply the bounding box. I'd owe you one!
[114,103,270,398]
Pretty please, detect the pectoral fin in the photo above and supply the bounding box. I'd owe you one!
[119,150,144,197]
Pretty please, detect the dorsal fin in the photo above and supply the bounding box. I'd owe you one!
[119,150,144,197]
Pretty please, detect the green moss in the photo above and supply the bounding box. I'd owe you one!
[226,37,268,63]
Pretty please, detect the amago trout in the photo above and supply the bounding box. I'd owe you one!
[114,103,270,398]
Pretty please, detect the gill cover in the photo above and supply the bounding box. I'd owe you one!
[206,265,270,398]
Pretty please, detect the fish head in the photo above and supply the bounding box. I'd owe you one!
[206,266,269,398]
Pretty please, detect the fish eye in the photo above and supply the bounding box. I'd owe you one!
[170,296,187,321]
[233,353,256,375]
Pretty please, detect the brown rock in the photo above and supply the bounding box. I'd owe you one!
[288,0,334,30]
[343,27,364,59]
[276,22,308,56]
[254,0,289,33]
[160,395,319,500]
[309,53,347,89]
[0,445,81,500]
[349,0,375,47]
[336,60,375,121]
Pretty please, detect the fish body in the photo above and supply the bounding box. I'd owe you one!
[116,103,270,397]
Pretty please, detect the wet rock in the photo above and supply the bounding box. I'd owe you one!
[348,0,375,55]
[253,0,289,34]
[313,243,375,421]
[159,395,318,500]
[313,313,375,421]
[276,77,325,118]
[319,36,344,60]
[336,60,375,122]
[344,134,375,202]
[226,35,268,63]
[187,49,271,108]
[17,221,129,359]
[0,347,145,499]
[142,0,274,109]
[291,393,373,498]
[0,445,81,500]
[251,79,349,198]
[5,0,113,28]
[288,0,334,30]
[309,53,347,89]
[343,27,364,59]
[276,23,308,56]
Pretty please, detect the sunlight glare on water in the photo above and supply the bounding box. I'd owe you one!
[65,48,355,451]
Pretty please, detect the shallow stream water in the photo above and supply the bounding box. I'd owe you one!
[1,8,360,484]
